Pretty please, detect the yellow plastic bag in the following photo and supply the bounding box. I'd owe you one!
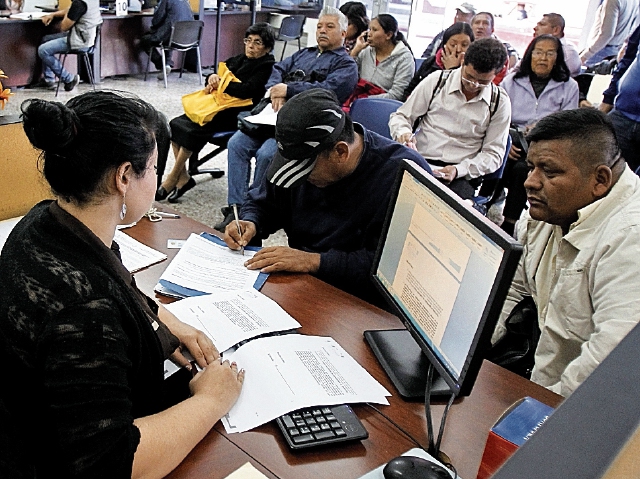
[182,62,253,126]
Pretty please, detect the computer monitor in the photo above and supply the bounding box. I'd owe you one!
[366,161,522,399]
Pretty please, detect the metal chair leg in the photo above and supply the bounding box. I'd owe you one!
[280,41,288,61]
[82,53,96,90]
[196,47,202,85]
[55,53,67,98]
[161,49,168,89]
[144,47,152,81]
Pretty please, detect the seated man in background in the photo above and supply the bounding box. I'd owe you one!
[533,13,581,77]
[470,11,518,82]
[214,5,358,231]
[30,0,102,91]
[223,89,431,307]
[140,0,193,80]
[492,108,640,398]
[389,38,510,200]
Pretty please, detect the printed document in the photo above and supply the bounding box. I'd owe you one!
[159,233,259,293]
[244,103,277,125]
[221,334,390,433]
[165,289,301,353]
[115,230,167,273]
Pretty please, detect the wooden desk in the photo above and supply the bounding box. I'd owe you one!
[128,208,563,479]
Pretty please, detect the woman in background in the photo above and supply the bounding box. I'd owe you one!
[157,22,275,202]
[0,91,244,478]
[349,13,415,101]
[499,34,579,235]
[403,22,474,100]
[339,1,369,53]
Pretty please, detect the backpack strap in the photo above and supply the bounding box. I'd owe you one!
[414,69,453,131]
[489,83,501,120]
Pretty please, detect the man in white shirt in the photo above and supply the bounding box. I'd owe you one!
[389,38,511,199]
[580,0,638,66]
[492,108,640,398]
[533,13,581,76]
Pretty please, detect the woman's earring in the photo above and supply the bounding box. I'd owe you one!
[120,199,127,220]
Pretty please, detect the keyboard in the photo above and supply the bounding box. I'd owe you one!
[276,404,368,449]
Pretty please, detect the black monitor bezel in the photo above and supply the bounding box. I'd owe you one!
[371,160,522,397]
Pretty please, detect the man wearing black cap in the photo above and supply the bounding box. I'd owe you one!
[222,89,431,305]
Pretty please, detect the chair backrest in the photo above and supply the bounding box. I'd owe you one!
[349,98,403,139]
[473,134,511,210]
[169,20,204,50]
[415,57,425,71]
[277,15,305,41]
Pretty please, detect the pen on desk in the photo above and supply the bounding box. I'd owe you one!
[155,212,180,218]
[232,204,244,256]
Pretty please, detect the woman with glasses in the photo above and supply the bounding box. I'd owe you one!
[349,13,415,101]
[157,22,276,202]
[403,22,474,100]
[498,34,579,236]
[1,91,244,478]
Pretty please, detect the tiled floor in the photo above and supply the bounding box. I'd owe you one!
[4,70,288,245]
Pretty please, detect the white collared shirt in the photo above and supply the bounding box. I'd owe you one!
[388,67,511,178]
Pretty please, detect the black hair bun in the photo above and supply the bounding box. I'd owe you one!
[21,99,79,153]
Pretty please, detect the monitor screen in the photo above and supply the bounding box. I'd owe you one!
[369,161,522,398]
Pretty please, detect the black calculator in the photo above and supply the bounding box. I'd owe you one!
[276,404,368,449]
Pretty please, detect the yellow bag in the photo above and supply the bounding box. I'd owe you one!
[181,62,253,126]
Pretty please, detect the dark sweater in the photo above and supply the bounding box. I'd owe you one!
[0,201,178,478]
[216,53,276,106]
[241,124,432,305]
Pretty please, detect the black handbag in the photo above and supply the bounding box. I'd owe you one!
[486,296,540,379]
[237,97,274,140]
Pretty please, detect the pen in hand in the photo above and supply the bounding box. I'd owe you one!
[232,204,244,256]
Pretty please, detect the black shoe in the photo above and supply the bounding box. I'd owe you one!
[214,208,236,232]
[27,79,55,90]
[64,74,80,92]
[155,186,175,201]
[167,177,196,203]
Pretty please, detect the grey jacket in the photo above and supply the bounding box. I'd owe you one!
[355,42,415,101]
[68,0,102,50]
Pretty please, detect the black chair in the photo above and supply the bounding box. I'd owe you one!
[145,20,204,89]
[276,15,305,61]
[186,130,232,179]
[55,24,101,97]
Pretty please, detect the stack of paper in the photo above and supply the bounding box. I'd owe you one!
[114,230,167,273]
[157,233,267,297]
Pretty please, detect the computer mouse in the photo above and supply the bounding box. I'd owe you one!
[382,455,451,479]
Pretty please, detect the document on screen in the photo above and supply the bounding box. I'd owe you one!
[221,334,390,433]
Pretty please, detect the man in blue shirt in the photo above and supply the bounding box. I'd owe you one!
[600,24,640,171]
[222,89,431,306]
[212,6,358,231]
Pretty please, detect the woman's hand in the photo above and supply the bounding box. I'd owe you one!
[350,30,368,57]
[158,305,219,368]
[441,44,464,69]
[189,359,245,414]
[508,143,522,161]
[205,74,221,94]
[41,13,54,25]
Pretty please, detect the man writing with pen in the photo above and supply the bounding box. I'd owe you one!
[389,38,511,200]
[223,89,430,307]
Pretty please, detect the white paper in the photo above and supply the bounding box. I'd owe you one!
[244,103,277,126]
[114,230,167,273]
[0,216,22,253]
[159,233,259,293]
[223,462,269,479]
[221,335,390,433]
[10,11,48,18]
[165,289,301,353]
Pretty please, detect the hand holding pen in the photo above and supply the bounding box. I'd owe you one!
[232,205,244,256]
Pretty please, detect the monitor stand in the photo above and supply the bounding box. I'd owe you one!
[364,329,452,399]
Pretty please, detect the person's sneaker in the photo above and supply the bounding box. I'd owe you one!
[64,74,80,92]
[157,65,171,80]
[27,79,55,90]
[214,205,237,233]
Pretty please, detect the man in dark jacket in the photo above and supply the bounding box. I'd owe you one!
[140,0,193,78]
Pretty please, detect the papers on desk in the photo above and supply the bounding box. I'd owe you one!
[10,11,48,18]
[221,334,391,433]
[243,103,277,126]
[164,289,301,353]
[0,216,22,253]
[114,230,167,273]
[224,463,269,479]
[158,233,267,297]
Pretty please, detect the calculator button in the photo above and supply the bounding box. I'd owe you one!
[316,416,327,423]
[309,424,321,433]
[299,426,311,434]
[289,428,300,436]
[295,419,305,427]
[329,421,341,429]
[320,423,331,431]
[292,434,314,444]
[312,409,322,416]
[335,429,347,437]
[314,430,336,440]
[292,413,302,420]
[325,414,336,421]
[282,416,295,429]
[321,407,332,414]
[302,412,313,419]
[305,417,317,425]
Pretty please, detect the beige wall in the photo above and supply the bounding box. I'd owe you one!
[0,121,52,220]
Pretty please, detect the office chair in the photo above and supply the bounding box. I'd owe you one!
[349,97,402,139]
[145,20,204,89]
[276,15,305,61]
[186,130,232,179]
[55,24,101,97]
[473,135,512,215]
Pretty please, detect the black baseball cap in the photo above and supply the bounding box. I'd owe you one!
[267,89,346,188]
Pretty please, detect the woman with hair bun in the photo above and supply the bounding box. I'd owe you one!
[0,91,244,478]
[339,1,369,53]
[349,13,415,100]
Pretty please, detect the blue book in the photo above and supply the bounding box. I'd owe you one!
[492,396,555,447]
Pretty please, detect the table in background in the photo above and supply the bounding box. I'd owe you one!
[129,207,563,479]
